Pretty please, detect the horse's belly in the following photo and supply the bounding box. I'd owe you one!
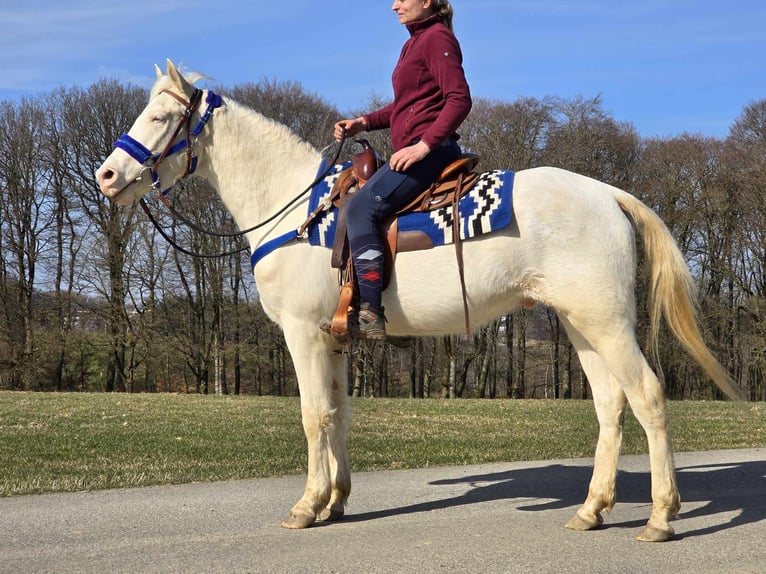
[383,235,532,336]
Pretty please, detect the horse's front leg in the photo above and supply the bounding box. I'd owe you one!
[279,320,350,529]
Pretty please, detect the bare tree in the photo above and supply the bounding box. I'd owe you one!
[542,95,640,187]
[44,92,85,390]
[461,96,555,170]
[54,81,147,391]
[721,100,766,399]
[0,97,57,388]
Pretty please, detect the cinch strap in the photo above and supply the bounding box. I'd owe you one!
[250,230,299,270]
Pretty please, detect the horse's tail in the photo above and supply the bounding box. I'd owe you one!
[614,191,742,401]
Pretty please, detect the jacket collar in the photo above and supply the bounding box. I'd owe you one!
[406,13,443,36]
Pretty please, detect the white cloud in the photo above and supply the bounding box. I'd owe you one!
[0,0,186,91]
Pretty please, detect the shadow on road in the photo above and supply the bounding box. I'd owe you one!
[344,458,766,538]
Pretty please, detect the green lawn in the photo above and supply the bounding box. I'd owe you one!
[0,392,762,496]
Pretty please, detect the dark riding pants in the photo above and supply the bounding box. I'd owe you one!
[346,139,461,308]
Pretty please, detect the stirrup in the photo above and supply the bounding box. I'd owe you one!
[319,316,351,345]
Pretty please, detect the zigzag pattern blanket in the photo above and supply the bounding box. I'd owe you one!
[307,161,515,248]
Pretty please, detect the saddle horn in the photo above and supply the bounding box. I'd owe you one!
[352,139,380,184]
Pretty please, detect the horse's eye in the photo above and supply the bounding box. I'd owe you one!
[151,115,167,124]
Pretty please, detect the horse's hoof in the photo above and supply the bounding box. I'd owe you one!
[280,512,316,530]
[318,506,345,522]
[565,512,603,531]
[636,524,674,542]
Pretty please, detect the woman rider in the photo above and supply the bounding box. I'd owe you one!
[332,0,472,340]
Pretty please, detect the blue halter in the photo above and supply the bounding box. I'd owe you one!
[113,88,223,195]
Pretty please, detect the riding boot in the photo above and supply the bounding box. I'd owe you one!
[357,301,386,340]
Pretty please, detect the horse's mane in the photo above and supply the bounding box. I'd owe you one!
[222,98,319,157]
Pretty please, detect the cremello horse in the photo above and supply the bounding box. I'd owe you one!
[96,61,739,542]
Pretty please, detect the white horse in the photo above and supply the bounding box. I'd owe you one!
[96,61,739,542]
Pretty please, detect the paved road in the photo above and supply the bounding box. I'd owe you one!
[1,449,764,574]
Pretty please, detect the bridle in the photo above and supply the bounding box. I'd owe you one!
[112,87,346,259]
[115,87,220,196]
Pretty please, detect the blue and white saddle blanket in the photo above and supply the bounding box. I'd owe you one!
[249,160,515,270]
[306,161,515,248]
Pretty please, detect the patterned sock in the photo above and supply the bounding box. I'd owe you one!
[351,234,384,308]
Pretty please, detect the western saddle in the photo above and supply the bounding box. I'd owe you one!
[311,140,481,344]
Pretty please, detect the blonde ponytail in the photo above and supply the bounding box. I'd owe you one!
[432,0,454,32]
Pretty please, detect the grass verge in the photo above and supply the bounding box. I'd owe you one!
[0,392,762,496]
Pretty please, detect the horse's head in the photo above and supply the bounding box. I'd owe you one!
[96,59,220,205]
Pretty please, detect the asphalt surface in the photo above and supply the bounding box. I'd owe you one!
[1,448,764,574]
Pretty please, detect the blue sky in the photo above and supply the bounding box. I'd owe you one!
[2,0,764,139]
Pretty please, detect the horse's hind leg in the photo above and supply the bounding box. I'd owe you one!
[562,325,627,532]
[279,321,351,529]
[619,357,680,542]
[567,318,680,541]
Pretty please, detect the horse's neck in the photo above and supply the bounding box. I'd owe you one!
[196,98,321,235]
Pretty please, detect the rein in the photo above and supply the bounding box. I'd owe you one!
[113,87,347,258]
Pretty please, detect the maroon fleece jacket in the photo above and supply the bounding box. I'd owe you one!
[364,14,472,152]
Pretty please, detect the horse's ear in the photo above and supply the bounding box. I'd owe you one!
[165,59,192,94]
[166,59,182,85]
[154,64,163,80]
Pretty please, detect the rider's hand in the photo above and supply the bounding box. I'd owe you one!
[333,117,367,141]
[390,141,431,172]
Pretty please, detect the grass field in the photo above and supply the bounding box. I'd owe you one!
[0,392,763,497]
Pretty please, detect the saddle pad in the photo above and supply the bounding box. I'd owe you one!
[307,160,514,248]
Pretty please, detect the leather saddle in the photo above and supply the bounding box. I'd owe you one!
[322,140,480,343]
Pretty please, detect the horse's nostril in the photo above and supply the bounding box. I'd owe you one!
[97,168,115,184]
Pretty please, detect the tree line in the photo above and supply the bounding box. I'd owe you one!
[0,78,763,400]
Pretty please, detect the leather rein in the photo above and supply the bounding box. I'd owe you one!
[113,87,345,259]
